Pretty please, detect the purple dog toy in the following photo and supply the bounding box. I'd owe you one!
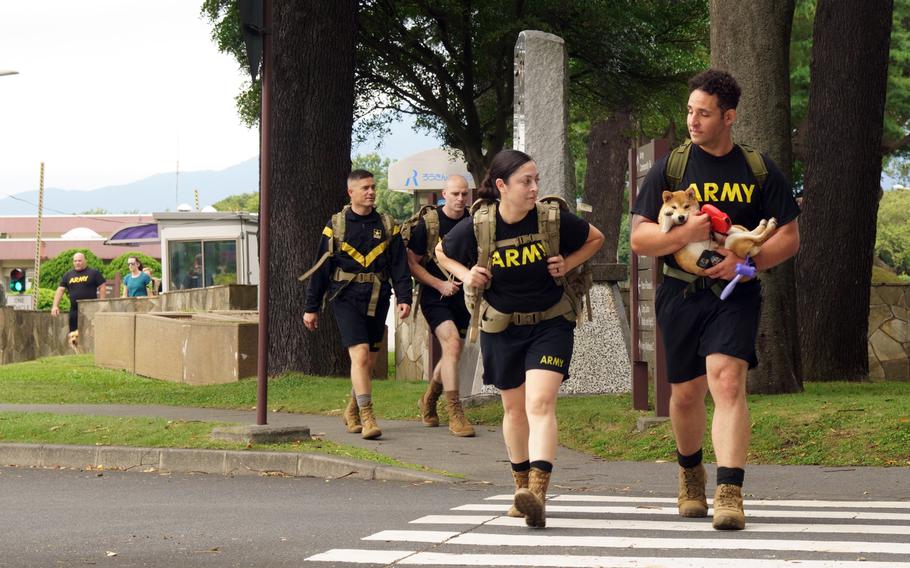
[720,255,757,300]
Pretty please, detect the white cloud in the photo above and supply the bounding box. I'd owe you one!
[0,1,258,194]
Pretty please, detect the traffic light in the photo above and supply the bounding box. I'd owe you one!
[9,269,26,293]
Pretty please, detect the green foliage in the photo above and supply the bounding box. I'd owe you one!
[617,214,631,265]
[353,153,413,222]
[38,249,104,289]
[203,1,709,179]
[875,188,910,274]
[104,252,162,281]
[36,288,69,312]
[213,192,259,212]
[791,0,910,186]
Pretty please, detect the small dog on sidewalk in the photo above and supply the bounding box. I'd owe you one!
[659,188,777,277]
[67,330,80,354]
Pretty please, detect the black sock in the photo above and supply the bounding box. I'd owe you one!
[717,466,745,487]
[677,448,703,469]
[529,460,553,473]
[510,460,531,473]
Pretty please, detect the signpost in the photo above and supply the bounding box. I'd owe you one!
[629,139,670,417]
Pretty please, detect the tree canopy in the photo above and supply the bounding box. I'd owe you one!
[876,188,910,275]
[203,1,708,179]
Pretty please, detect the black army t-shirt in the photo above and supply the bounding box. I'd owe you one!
[407,208,468,303]
[442,206,589,314]
[631,143,800,270]
[60,268,106,308]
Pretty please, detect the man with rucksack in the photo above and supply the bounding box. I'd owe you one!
[405,174,475,437]
[630,69,800,530]
[301,169,412,440]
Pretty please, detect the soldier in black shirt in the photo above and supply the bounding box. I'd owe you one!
[438,150,604,529]
[302,169,412,441]
[630,70,800,530]
[51,252,107,332]
[408,175,475,437]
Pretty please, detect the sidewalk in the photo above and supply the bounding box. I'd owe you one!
[0,403,907,499]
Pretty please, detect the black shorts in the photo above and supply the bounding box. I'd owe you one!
[331,295,390,352]
[655,277,762,384]
[421,295,470,339]
[480,316,575,390]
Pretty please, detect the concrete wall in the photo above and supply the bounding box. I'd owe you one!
[98,312,258,385]
[0,307,72,364]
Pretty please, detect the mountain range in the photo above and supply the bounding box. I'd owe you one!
[0,158,259,215]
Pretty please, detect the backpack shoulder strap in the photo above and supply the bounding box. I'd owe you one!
[466,199,497,343]
[298,207,347,282]
[333,205,350,246]
[736,143,769,186]
[379,211,396,240]
[423,207,440,259]
[665,139,693,189]
[535,198,562,260]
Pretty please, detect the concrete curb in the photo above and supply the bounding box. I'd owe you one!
[0,443,453,484]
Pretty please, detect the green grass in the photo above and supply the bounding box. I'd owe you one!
[0,411,452,476]
[1,355,909,467]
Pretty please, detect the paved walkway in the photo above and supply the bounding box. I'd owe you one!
[0,403,907,499]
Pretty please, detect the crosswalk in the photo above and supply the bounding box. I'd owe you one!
[306,492,910,567]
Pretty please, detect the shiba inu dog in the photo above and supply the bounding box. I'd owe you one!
[659,188,777,277]
[67,330,80,354]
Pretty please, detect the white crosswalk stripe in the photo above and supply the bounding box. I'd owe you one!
[305,492,910,566]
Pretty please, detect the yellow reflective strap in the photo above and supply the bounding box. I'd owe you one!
[339,240,389,269]
[322,226,334,238]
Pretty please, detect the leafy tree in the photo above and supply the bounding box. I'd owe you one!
[38,249,105,290]
[352,153,412,222]
[213,192,259,212]
[205,1,710,181]
[104,252,162,281]
[712,0,803,394]
[876,188,910,274]
[790,0,910,187]
[797,0,894,381]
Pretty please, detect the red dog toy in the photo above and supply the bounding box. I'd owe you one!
[701,204,732,235]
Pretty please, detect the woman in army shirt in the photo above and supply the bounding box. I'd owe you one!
[436,149,604,528]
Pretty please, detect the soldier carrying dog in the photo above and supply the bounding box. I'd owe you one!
[405,174,475,437]
[301,169,412,440]
[630,69,801,530]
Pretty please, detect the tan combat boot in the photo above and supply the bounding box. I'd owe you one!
[712,483,746,530]
[507,469,530,518]
[678,463,708,517]
[418,381,443,427]
[342,395,362,434]
[514,467,550,528]
[358,401,382,440]
[444,391,475,437]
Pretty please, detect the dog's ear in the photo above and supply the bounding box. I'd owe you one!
[685,188,696,201]
[662,191,673,203]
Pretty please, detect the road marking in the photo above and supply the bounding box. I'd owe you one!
[454,502,910,520]
[396,553,905,567]
[411,513,910,535]
[369,529,910,555]
[304,548,413,564]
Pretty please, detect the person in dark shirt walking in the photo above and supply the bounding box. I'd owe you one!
[51,252,107,332]
[301,169,412,440]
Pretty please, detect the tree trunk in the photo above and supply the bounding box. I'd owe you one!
[797,0,893,381]
[266,0,358,376]
[584,112,632,264]
[710,0,803,394]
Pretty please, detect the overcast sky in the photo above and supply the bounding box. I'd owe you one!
[0,1,439,196]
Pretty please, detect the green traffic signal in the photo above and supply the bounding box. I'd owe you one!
[9,268,26,293]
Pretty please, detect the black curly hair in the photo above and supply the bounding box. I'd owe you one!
[688,69,741,112]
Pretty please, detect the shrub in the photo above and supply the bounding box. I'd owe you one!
[105,252,161,281]
[38,249,104,289]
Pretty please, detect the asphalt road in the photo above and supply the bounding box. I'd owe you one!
[2,467,909,568]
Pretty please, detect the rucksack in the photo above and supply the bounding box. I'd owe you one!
[665,139,768,189]
[464,195,594,343]
[298,205,396,314]
[399,205,442,265]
